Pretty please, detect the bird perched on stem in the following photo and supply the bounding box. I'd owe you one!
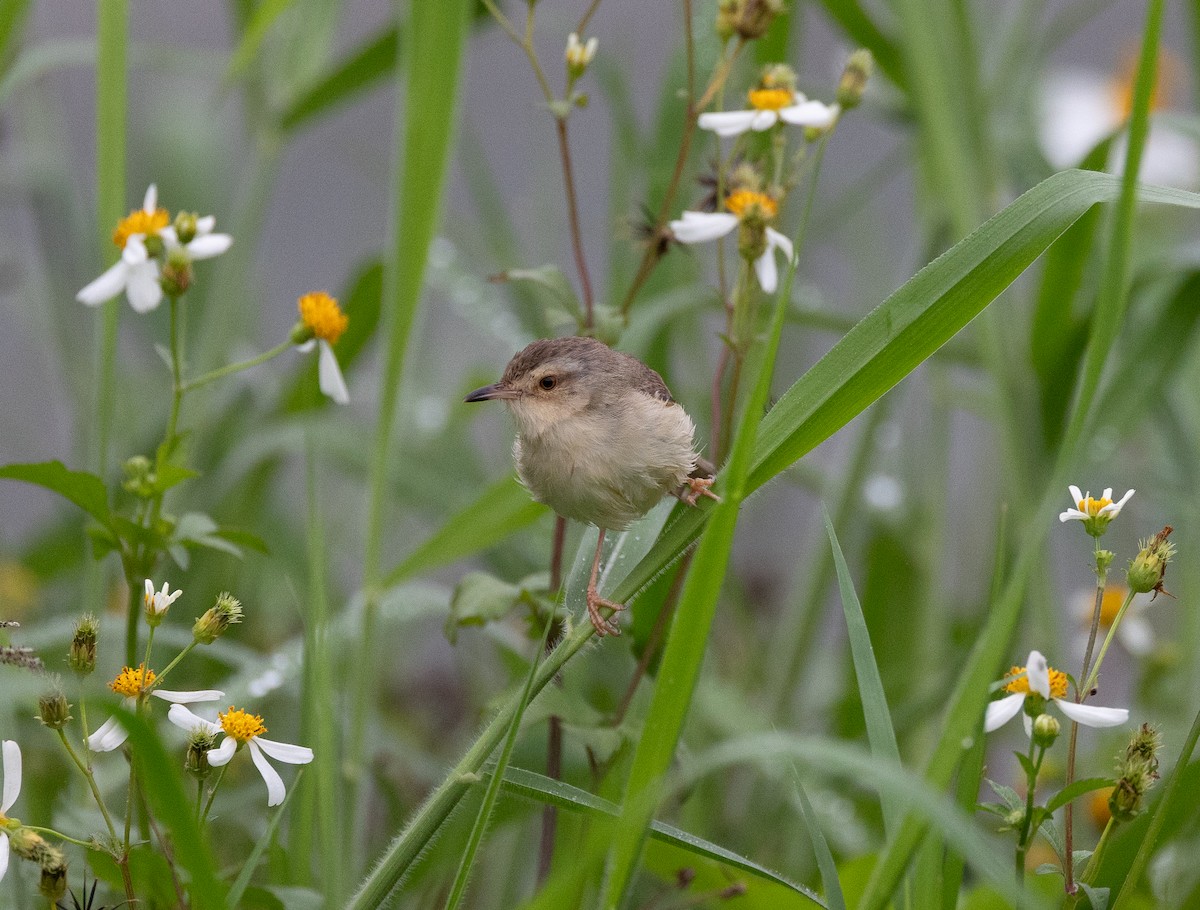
[465,336,718,636]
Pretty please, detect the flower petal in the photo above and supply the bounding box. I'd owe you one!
[126,261,163,313]
[318,341,350,405]
[696,109,759,137]
[1099,489,1134,517]
[766,227,794,262]
[1117,614,1155,657]
[209,736,238,767]
[167,704,221,734]
[754,246,779,294]
[87,715,129,753]
[187,233,233,260]
[1059,509,1088,523]
[668,211,738,244]
[254,737,314,765]
[76,261,130,306]
[195,215,216,234]
[1068,485,1083,505]
[248,741,287,807]
[0,834,8,885]
[1026,650,1050,698]
[1,741,20,813]
[779,100,839,129]
[983,693,1025,732]
[750,109,780,132]
[152,688,225,704]
[142,184,158,213]
[1055,699,1129,728]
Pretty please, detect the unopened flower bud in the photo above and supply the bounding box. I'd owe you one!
[837,49,873,109]
[1032,713,1060,747]
[68,614,99,675]
[565,33,598,81]
[193,592,243,644]
[160,248,193,297]
[38,848,68,901]
[37,682,71,730]
[174,211,199,244]
[143,233,165,259]
[1003,808,1025,830]
[1127,527,1174,597]
[8,827,49,862]
[722,0,785,40]
[186,727,218,779]
[122,455,155,498]
[144,579,182,628]
[1109,723,1162,821]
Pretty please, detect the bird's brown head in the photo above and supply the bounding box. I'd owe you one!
[465,337,623,436]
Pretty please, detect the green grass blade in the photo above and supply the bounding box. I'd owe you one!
[790,771,846,910]
[823,508,902,836]
[384,474,548,586]
[494,766,826,906]
[114,708,226,909]
[224,0,294,82]
[279,25,399,133]
[813,0,907,90]
[227,770,304,908]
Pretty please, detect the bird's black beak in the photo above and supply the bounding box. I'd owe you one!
[464,383,519,403]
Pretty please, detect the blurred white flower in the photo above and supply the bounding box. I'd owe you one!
[1075,583,1156,658]
[984,650,1128,736]
[161,214,233,262]
[77,184,169,312]
[0,740,20,883]
[294,291,350,405]
[1040,54,1198,189]
[168,704,313,807]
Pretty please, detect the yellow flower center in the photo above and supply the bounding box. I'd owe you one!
[1004,664,1068,699]
[1077,495,1113,517]
[298,291,349,345]
[747,87,794,111]
[112,208,170,249]
[110,664,156,697]
[724,189,778,221]
[1112,49,1177,120]
[219,706,267,742]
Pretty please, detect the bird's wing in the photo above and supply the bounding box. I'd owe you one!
[627,359,675,403]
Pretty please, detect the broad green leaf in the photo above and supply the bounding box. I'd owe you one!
[384,474,548,586]
[824,509,902,835]
[280,26,399,133]
[444,572,520,644]
[0,461,116,533]
[1045,778,1114,814]
[495,766,826,906]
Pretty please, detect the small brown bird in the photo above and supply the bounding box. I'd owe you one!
[465,336,717,636]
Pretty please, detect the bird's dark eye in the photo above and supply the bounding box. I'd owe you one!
[539,375,557,390]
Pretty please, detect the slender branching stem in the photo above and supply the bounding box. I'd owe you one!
[55,730,117,841]
[24,827,97,850]
[153,641,198,688]
[202,764,229,824]
[181,339,293,393]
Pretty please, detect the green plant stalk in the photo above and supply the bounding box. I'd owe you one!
[350,0,471,806]
[1112,703,1200,908]
[1058,0,1163,457]
[201,764,227,825]
[602,137,826,907]
[24,827,96,851]
[444,593,557,910]
[153,641,197,687]
[1082,587,1136,695]
[55,729,118,841]
[181,339,293,393]
[1076,816,1115,888]
[1014,737,1046,877]
[93,0,126,477]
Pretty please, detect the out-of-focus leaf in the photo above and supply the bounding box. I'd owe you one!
[814,0,907,90]
[384,473,548,586]
[445,572,521,643]
[1045,778,1114,814]
[493,265,583,328]
[495,766,827,906]
[0,461,115,533]
[225,0,295,82]
[280,26,399,132]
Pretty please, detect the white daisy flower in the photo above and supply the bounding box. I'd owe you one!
[698,64,839,138]
[88,665,223,753]
[160,214,233,262]
[670,189,794,292]
[1040,59,1199,190]
[0,740,21,883]
[168,704,313,807]
[144,578,183,620]
[294,291,350,405]
[77,184,170,313]
[984,650,1128,736]
[1059,485,1134,538]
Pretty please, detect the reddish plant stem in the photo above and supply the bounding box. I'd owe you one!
[1064,579,1106,894]
[555,118,595,329]
[538,514,569,884]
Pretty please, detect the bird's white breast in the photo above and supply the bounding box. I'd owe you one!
[512,394,698,530]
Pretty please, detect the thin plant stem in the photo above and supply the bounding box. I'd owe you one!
[1065,541,1109,894]
[56,730,117,841]
[1082,588,1137,696]
[164,294,184,447]
[554,117,595,328]
[153,641,197,688]
[202,764,228,824]
[181,339,293,393]
[1077,817,1115,886]
[24,827,96,851]
[142,626,156,684]
[123,571,140,674]
[538,513,569,885]
[576,0,603,33]
[1013,738,1044,878]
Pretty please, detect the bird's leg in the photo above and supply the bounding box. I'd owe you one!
[679,476,721,506]
[585,528,625,637]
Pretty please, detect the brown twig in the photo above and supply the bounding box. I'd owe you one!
[555,117,596,328]
[538,514,569,884]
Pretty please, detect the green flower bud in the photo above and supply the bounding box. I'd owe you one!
[38,848,68,902]
[186,727,218,779]
[1032,712,1060,748]
[122,455,156,498]
[37,682,71,730]
[837,49,873,109]
[160,248,193,297]
[174,211,199,244]
[193,592,243,644]
[1127,527,1175,597]
[68,613,99,675]
[723,0,785,40]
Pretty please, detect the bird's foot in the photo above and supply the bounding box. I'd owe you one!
[586,587,626,637]
[681,476,721,507]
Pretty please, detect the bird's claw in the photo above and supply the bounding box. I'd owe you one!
[681,476,721,507]
[586,589,625,637]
